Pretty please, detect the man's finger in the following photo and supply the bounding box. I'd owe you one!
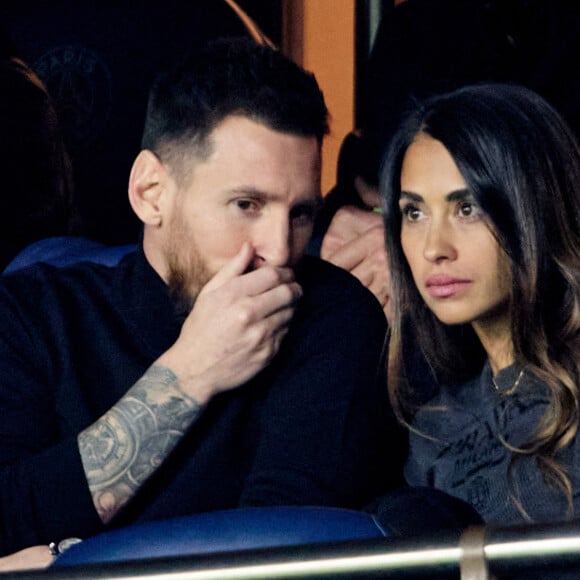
[246,280,303,319]
[203,242,254,292]
[235,266,298,299]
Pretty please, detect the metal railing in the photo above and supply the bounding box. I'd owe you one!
[2,520,580,579]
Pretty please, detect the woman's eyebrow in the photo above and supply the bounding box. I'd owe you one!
[399,189,471,203]
[445,188,471,202]
[399,191,422,202]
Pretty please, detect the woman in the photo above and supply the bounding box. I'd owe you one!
[380,83,580,525]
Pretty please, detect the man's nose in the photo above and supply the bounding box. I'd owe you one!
[254,219,292,268]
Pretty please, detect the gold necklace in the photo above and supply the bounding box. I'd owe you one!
[492,367,526,395]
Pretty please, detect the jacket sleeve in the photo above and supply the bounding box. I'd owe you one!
[0,282,102,556]
[239,265,402,509]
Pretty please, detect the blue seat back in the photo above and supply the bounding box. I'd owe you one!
[54,506,389,567]
[3,236,135,273]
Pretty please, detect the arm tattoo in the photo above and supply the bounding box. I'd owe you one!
[78,364,201,524]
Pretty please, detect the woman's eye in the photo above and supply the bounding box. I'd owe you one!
[458,201,483,219]
[400,203,423,222]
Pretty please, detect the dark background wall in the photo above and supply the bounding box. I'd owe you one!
[1,1,282,245]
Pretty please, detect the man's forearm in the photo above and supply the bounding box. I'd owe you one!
[78,364,202,524]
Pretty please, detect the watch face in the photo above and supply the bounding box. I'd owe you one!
[57,537,83,554]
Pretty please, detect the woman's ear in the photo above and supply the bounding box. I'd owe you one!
[128,150,170,226]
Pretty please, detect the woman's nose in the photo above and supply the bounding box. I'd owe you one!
[422,219,457,263]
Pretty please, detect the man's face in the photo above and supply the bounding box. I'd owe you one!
[156,115,322,308]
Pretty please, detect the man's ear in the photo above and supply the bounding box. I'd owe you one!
[128,150,171,226]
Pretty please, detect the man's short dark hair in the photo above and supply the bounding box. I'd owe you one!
[141,38,329,168]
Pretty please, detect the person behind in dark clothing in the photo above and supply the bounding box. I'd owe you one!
[0,37,392,564]
[0,54,76,271]
[0,0,282,246]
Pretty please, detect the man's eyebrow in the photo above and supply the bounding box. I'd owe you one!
[399,188,471,202]
[296,197,323,210]
[228,187,273,199]
[229,187,322,207]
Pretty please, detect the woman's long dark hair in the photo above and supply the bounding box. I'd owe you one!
[381,83,580,517]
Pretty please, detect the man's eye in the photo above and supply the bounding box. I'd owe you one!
[290,205,316,224]
[235,199,260,212]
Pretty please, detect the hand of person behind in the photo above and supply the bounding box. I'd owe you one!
[158,243,303,403]
[321,205,392,322]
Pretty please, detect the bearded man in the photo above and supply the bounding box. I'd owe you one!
[0,38,390,557]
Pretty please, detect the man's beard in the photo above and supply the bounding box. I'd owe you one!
[165,221,214,320]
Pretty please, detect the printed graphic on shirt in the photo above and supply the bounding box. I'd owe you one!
[428,395,549,516]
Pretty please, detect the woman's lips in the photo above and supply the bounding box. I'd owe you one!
[425,275,472,298]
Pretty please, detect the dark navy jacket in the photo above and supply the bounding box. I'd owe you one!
[0,249,390,555]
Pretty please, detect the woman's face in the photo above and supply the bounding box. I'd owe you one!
[398,133,511,335]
